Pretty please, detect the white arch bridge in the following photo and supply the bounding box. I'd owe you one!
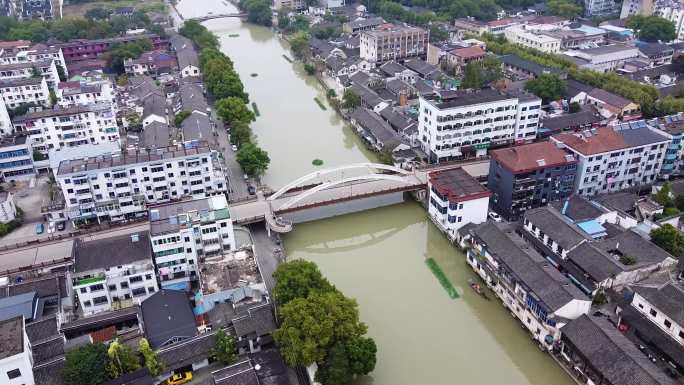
[228,163,429,233]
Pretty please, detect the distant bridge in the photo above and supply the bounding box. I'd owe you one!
[185,13,247,22]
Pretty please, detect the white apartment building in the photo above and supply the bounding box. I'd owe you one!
[621,0,654,18]
[551,126,669,196]
[360,25,429,63]
[655,1,684,41]
[72,232,158,316]
[273,0,306,10]
[0,136,35,181]
[504,25,562,53]
[56,79,116,109]
[584,0,619,16]
[11,104,120,154]
[149,195,235,291]
[0,59,60,89]
[0,317,35,385]
[54,143,227,224]
[0,192,17,223]
[418,89,541,163]
[0,77,50,109]
[0,98,13,136]
[428,167,490,237]
[565,45,640,73]
[0,44,67,76]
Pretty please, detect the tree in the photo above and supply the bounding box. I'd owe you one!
[273,290,367,367]
[138,338,164,377]
[289,32,310,59]
[346,336,377,375]
[49,89,57,106]
[216,97,255,126]
[654,181,673,207]
[650,224,684,257]
[627,15,676,42]
[674,194,684,212]
[107,339,141,379]
[174,111,191,127]
[230,122,252,147]
[342,89,361,109]
[546,0,582,19]
[236,143,270,176]
[461,62,482,89]
[525,74,566,103]
[212,329,237,365]
[84,7,112,20]
[273,260,335,304]
[124,111,142,131]
[240,0,273,26]
[63,343,110,385]
[315,343,352,385]
[429,25,449,43]
[56,64,67,82]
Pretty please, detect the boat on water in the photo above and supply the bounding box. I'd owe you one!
[468,278,490,300]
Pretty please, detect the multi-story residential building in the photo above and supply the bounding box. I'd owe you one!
[56,79,116,108]
[273,0,306,10]
[418,89,541,162]
[169,34,200,78]
[551,126,669,196]
[58,34,168,62]
[428,167,491,237]
[0,96,13,135]
[464,221,591,344]
[444,46,486,73]
[0,136,35,181]
[71,231,158,316]
[0,77,49,109]
[0,59,60,88]
[646,113,684,177]
[360,25,429,64]
[565,44,640,73]
[0,316,35,385]
[54,143,227,224]
[342,17,385,34]
[0,191,17,223]
[149,195,235,291]
[504,25,562,53]
[586,88,641,120]
[621,0,655,18]
[489,141,577,220]
[584,0,619,16]
[11,104,120,154]
[0,43,66,74]
[123,50,177,77]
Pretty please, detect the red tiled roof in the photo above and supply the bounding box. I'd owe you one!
[491,141,576,173]
[552,127,627,155]
[0,40,31,49]
[90,325,116,343]
[57,81,80,89]
[450,46,486,59]
[487,18,516,27]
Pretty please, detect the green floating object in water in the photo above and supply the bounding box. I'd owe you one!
[250,73,258,77]
[228,34,240,37]
[282,54,293,63]
[251,102,260,116]
[425,258,459,299]
[312,159,323,166]
[314,97,326,110]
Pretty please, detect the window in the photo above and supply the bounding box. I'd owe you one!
[93,296,108,305]
[679,331,684,339]
[90,283,104,292]
[7,369,21,379]
[80,287,87,293]
[130,275,143,283]
[145,274,152,280]
[83,300,91,307]
[108,285,116,291]
[148,286,155,293]
[650,309,658,317]
[120,282,129,289]
[665,319,672,328]
[132,287,147,297]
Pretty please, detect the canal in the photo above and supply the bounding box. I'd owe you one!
[174,2,576,384]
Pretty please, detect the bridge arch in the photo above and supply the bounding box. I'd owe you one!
[274,173,416,211]
[269,163,411,201]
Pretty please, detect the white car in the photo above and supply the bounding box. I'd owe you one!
[47,222,56,234]
[488,212,502,222]
[231,144,238,151]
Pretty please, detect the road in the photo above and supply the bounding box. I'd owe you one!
[211,107,253,202]
[249,224,283,292]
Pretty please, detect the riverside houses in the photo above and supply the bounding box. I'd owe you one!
[418,89,541,162]
[464,221,591,345]
[71,232,158,316]
[53,142,227,225]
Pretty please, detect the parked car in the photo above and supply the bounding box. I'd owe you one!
[35,223,44,234]
[247,185,256,195]
[488,212,502,222]
[47,222,55,234]
[56,222,66,231]
[231,144,238,151]
[166,372,192,385]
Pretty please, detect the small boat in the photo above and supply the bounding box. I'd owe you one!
[468,278,491,300]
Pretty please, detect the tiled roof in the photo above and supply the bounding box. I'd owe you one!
[524,206,591,250]
[449,45,486,59]
[633,282,684,326]
[588,88,634,109]
[75,232,152,272]
[429,167,491,202]
[491,141,575,173]
[552,127,627,155]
